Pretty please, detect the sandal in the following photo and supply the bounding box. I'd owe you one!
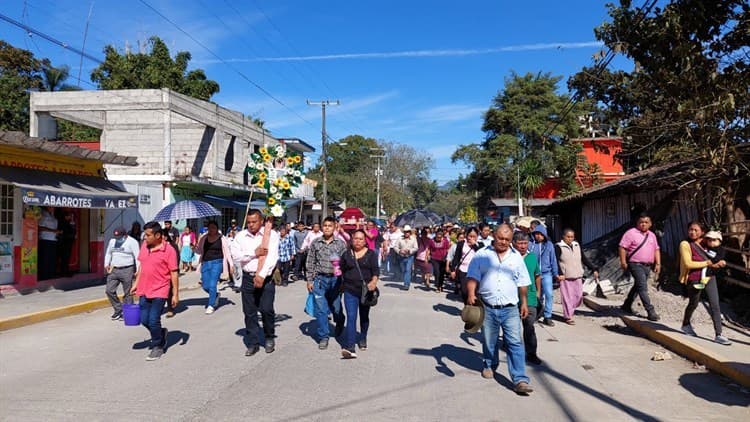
[565,319,576,325]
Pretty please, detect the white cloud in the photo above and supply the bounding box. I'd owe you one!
[222,41,603,62]
[415,104,486,123]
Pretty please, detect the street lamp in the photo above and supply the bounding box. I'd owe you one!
[307,100,339,218]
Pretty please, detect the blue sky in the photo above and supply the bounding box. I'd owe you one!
[2,0,618,185]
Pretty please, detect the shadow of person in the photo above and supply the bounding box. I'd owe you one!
[298,320,317,344]
[679,372,750,406]
[432,303,461,316]
[164,330,189,350]
[383,282,404,289]
[409,344,487,377]
[459,330,482,346]
[274,313,292,328]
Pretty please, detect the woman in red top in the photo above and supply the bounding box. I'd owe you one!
[428,229,451,293]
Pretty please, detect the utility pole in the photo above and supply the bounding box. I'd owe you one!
[369,147,386,220]
[307,100,339,219]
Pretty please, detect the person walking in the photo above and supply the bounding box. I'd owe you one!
[415,228,433,289]
[619,213,661,321]
[466,224,533,395]
[382,222,402,276]
[277,225,296,286]
[513,231,542,365]
[449,227,480,300]
[195,221,232,314]
[339,230,379,358]
[306,216,348,350]
[678,222,731,345]
[231,209,280,356]
[477,223,493,249]
[130,222,179,361]
[104,226,140,321]
[292,221,309,280]
[530,224,559,326]
[179,226,196,272]
[555,228,599,325]
[429,229,451,293]
[394,225,418,290]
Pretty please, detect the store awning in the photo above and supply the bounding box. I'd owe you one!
[0,167,137,209]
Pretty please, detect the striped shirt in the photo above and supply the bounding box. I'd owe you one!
[278,234,296,263]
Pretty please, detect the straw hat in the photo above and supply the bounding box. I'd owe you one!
[461,301,485,333]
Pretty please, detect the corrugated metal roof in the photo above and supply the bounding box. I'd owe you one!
[0,131,138,166]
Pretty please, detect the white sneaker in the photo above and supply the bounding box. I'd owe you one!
[205,306,215,315]
[681,325,697,336]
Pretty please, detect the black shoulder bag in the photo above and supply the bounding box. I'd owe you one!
[352,249,380,307]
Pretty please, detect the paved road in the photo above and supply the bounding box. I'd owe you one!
[1,273,748,421]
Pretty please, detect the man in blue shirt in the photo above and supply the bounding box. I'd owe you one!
[467,224,533,395]
[277,225,296,286]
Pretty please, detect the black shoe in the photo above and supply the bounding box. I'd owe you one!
[526,354,542,365]
[358,339,368,351]
[265,339,275,353]
[245,345,260,356]
[541,318,555,327]
[334,322,344,338]
[318,338,329,350]
[647,311,660,322]
[620,304,634,315]
[110,311,122,321]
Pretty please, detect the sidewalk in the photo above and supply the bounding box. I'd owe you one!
[0,271,202,331]
[584,295,750,388]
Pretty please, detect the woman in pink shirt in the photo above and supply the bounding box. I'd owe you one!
[416,228,433,289]
[428,229,451,293]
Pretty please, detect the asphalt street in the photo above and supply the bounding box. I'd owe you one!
[1,272,748,421]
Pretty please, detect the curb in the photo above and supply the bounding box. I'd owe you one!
[620,316,750,388]
[583,295,750,388]
[0,283,202,332]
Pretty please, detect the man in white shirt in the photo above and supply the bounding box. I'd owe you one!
[466,224,533,395]
[231,209,280,356]
[382,222,403,276]
[38,206,60,280]
[104,226,141,320]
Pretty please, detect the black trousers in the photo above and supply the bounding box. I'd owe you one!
[294,251,307,279]
[522,305,538,357]
[278,260,292,284]
[431,259,447,289]
[241,273,276,346]
[683,278,723,336]
[624,262,655,312]
[38,239,57,281]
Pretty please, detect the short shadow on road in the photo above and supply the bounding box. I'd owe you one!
[383,282,404,290]
[678,372,750,406]
[432,303,461,316]
[172,297,236,314]
[132,330,190,350]
[408,344,513,385]
[231,314,292,348]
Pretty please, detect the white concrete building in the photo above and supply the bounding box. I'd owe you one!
[29,89,316,235]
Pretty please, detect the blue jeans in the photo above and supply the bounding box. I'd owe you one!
[312,275,344,340]
[139,296,166,349]
[540,273,554,319]
[481,305,529,385]
[399,255,414,287]
[625,263,655,312]
[201,259,222,308]
[343,291,371,349]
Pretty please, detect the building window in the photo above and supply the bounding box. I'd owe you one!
[0,184,14,236]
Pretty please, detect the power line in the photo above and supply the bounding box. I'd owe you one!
[137,0,315,129]
[0,12,103,64]
[540,0,659,141]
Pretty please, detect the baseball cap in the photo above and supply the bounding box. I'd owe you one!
[113,227,128,237]
[704,231,722,241]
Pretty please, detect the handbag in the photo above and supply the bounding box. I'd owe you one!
[352,249,379,307]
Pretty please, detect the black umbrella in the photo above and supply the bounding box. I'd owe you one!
[393,209,443,228]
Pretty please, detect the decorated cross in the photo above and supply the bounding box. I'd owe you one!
[246,143,305,217]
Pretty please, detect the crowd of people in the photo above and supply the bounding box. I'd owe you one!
[101,209,733,393]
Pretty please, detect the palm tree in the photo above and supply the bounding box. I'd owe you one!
[42,64,77,91]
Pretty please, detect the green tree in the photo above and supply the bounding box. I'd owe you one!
[452,72,587,210]
[0,41,44,132]
[91,36,220,101]
[569,0,749,225]
[308,135,434,216]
